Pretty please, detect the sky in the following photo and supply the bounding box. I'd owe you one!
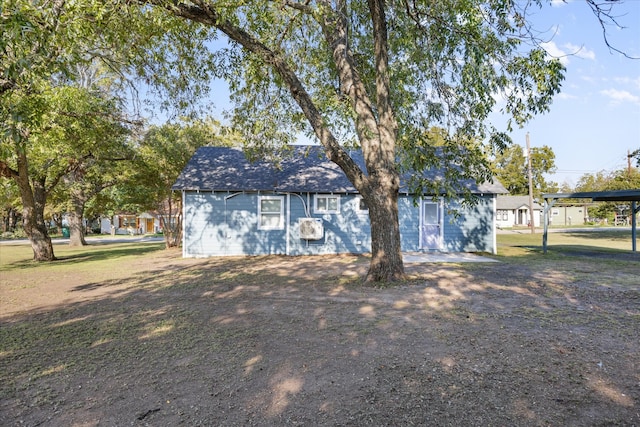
[491,0,640,187]
[201,0,640,189]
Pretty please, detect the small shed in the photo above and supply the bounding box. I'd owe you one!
[173,146,507,258]
[542,190,640,253]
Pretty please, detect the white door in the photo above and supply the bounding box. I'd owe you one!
[421,201,442,250]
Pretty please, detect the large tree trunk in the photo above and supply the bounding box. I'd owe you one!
[161,193,182,248]
[68,188,88,246]
[365,185,404,283]
[68,211,87,246]
[14,151,56,261]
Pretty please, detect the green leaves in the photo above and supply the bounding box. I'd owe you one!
[114,117,234,212]
[491,143,557,198]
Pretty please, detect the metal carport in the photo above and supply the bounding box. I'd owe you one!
[541,189,640,254]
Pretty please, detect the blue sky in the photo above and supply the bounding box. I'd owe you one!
[496,0,640,187]
[202,1,639,188]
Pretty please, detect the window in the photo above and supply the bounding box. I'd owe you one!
[497,210,509,221]
[357,197,368,213]
[258,196,284,230]
[121,215,136,228]
[314,195,340,214]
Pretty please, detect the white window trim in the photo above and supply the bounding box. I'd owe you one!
[314,194,340,214]
[356,196,369,214]
[258,195,284,230]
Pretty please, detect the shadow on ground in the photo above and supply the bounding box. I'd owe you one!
[1,253,638,426]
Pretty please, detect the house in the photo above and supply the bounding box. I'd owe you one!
[548,204,590,226]
[100,213,162,235]
[496,195,542,228]
[172,146,507,257]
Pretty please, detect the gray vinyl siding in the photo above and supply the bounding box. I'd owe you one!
[398,196,421,251]
[183,191,372,257]
[183,192,287,257]
[182,191,496,257]
[287,193,372,255]
[442,196,495,253]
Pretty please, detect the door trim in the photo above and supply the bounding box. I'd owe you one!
[420,199,443,250]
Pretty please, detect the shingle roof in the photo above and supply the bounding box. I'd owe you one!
[172,145,507,195]
[496,195,542,210]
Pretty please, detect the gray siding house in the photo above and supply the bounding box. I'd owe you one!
[172,146,507,257]
[496,195,543,228]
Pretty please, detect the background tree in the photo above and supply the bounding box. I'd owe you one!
[492,144,558,198]
[53,86,134,246]
[114,118,237,248]
[573,167,640,220]
[0,178,21,234]
[1,0,216,260]
[1,83,133,255]
[630,148,640,166]
[58,64,137,247]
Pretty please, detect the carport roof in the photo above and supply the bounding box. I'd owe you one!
[542,189,640,202]
[541,189,640,253]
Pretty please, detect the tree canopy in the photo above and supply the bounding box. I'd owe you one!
[492,143,557,198]
[1,0,216,260]
[114,117,237,247]
[572,166,640,220]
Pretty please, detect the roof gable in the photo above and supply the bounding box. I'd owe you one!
[173,145,507,195]
[497,195,542,210]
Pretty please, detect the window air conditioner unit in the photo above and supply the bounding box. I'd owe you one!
[299,218,324,240]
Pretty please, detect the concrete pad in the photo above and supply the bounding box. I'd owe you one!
[402,252,498,263]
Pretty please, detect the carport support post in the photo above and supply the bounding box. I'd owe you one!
[632,201,638,252]
[542,197,558,254]
[543,199,549,254]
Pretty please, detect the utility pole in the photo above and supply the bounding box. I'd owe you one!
[629,150,633,177]
[526,133,535,234]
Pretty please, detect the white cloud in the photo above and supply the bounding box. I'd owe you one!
[600,89,640,105]
[557,92,578,100]
[540,41,570,65]
[563,43,596,61]
[550,0,568,7]
[613,76,640,90]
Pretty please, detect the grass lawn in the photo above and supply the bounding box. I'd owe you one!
[497,228,636,257]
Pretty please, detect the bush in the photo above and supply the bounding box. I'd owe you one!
[1,227,27,239]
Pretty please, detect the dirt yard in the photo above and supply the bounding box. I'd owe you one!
[1,246,639,426]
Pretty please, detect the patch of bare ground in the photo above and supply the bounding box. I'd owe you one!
[1,251,638,426]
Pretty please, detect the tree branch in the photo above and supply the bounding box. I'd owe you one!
[280,0,313,15]
[316,1,381,166]
[55,110,143,127]
[148,0,368,190]
[0,161,19,179]
[586,0,639,59]
[368,0,397,164]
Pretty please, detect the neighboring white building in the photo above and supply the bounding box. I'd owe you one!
[100,213,162,235]
[496,195,542,228]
